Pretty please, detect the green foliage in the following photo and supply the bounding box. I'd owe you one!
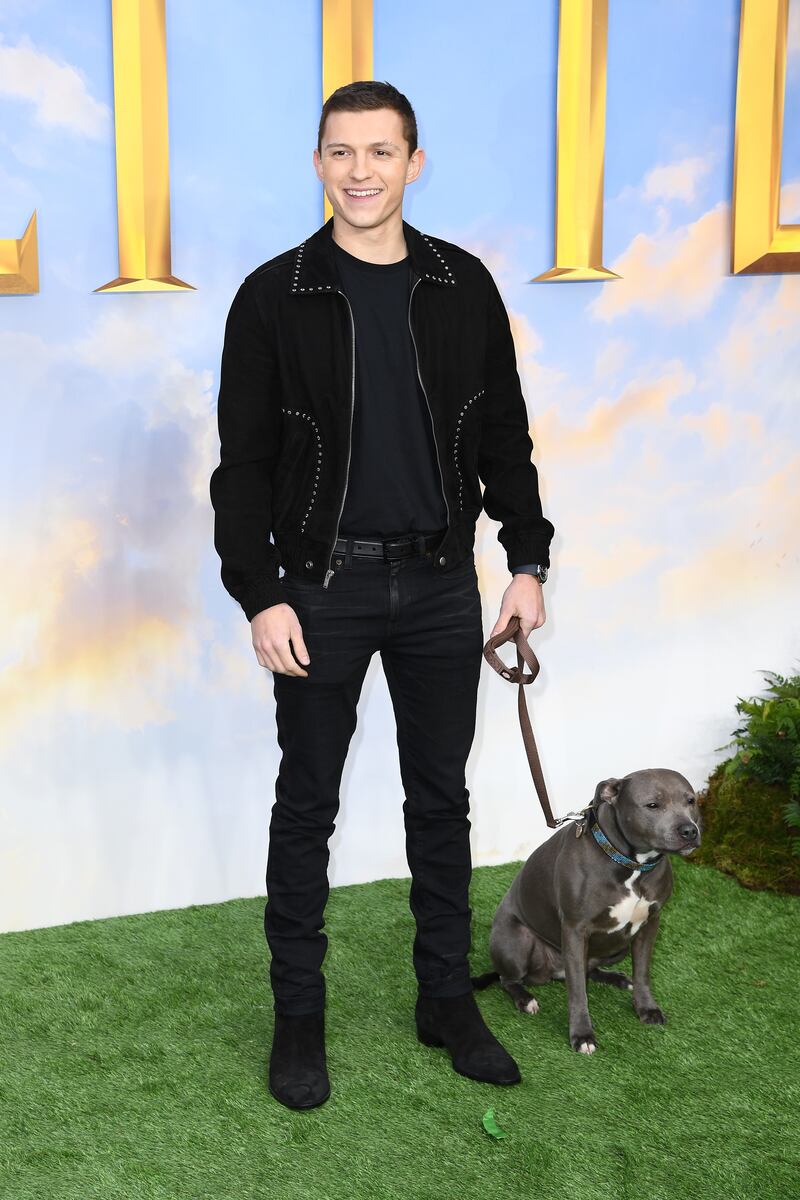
[786,798,800,853]
[715,668,800,854]
[692,766,800,894]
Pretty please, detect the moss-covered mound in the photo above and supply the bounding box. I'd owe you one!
[689,761,800,895]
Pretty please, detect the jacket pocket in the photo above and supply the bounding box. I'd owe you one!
[452,387,484,511]
[272,408,323,533]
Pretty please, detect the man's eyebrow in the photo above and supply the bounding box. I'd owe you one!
[324,140,401,150]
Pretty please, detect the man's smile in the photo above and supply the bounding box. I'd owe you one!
[343,187,383,200]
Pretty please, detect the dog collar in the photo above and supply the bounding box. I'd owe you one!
[585,806,663,872]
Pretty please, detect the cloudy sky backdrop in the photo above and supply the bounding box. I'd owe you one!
[1,0,798,933]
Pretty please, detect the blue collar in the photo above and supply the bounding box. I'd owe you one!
[586,806,664,872]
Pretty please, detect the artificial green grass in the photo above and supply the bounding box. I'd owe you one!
[1,857,798,1200]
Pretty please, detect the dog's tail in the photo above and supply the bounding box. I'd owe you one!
[470,970,500,990]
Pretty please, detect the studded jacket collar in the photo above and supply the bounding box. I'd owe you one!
[210,215,555,622]
[289,218,458,295]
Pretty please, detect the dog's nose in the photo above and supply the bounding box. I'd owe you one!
[677,824,698,842]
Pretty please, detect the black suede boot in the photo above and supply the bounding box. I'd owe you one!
[268,1009,331,1109]
[415,991,521,1085]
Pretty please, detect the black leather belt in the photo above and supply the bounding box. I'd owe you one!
[332,529,446,562]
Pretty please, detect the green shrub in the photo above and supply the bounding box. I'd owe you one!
[719,668,800,851]
[690,668,800,895]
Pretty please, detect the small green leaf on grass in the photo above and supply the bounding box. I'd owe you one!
[482,1107,508,1139]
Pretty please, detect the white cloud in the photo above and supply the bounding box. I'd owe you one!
[642,156,712,205]
[789,1,800,61]
[0,298,224,747]
[0,33,110,139]
[588,200,729,323]
[594,337,632,382]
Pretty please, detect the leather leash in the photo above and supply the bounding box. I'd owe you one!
[482,614,590,835]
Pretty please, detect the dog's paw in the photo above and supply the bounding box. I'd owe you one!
[513,992,540,1015]
[589,967,634,990]
[635,1003,666,1024]
[570,1029,597,1054]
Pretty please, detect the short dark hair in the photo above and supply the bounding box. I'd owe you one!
[317,80,418,158]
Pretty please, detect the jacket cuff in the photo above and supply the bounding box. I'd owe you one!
[501,528,552,573]
[240,575,287,622]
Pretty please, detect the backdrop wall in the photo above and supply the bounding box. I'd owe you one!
[1,0,799,933]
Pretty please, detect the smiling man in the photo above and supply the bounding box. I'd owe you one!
[210,80,555,1109]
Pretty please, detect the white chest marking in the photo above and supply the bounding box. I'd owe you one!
[607,868,654,934]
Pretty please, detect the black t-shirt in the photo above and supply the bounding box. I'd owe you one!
[332,238,448,539]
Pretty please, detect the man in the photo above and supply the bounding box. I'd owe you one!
[210,80,555,1110]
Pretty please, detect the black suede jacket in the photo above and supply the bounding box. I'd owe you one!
[210,216,555,621]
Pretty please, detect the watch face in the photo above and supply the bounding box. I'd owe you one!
[538,565,549,583]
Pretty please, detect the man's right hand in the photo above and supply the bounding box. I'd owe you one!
[251,604,311,676]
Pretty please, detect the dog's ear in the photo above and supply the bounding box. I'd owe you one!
[592,777,625,807]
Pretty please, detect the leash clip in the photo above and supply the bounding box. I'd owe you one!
[553,807,592,837]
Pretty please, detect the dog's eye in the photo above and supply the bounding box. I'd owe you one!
[686,797,695,805]
[645,802,659,809]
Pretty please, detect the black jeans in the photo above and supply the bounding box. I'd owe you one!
[265,540,484,1016]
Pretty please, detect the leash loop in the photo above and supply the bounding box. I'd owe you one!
[483,614,575,831]
[483,617,665,865]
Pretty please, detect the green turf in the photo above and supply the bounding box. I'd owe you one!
[1,858,798,1200]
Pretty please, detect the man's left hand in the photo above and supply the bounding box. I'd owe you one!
[489,574,546,640]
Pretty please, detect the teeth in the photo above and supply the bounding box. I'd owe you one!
[346,188,381,196]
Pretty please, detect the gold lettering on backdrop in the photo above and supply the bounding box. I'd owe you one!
[732,0,799,274]
[96,0,193,292]
[534,0,619,283]
[322,0,374,224]
[0,211,39,295]
[3,2,799,291]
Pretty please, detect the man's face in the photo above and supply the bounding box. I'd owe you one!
[313,107,423,233]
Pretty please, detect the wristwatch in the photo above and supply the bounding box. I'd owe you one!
[512,563,549,584]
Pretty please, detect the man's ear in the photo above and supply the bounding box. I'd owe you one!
[592,777,625,807]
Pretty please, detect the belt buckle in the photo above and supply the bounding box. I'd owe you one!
[382,535,412,562]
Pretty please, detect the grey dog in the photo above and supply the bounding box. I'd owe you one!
[471,768,701,1053]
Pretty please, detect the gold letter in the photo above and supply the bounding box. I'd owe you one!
[321,0,374,224]
[732,0,799,274]
[96,0,193,292]
[0,211,39,295]
[534,0,618,283]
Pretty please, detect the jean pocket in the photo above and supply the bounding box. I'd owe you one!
[448,554,476,575]
[281,573,320,590]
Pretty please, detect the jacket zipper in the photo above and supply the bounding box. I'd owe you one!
[323,275,449,588]
[408,275,450,535]
[324,287,356,588]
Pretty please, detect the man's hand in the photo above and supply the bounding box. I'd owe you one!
[251,604,311,676]
[488,574,546,641]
